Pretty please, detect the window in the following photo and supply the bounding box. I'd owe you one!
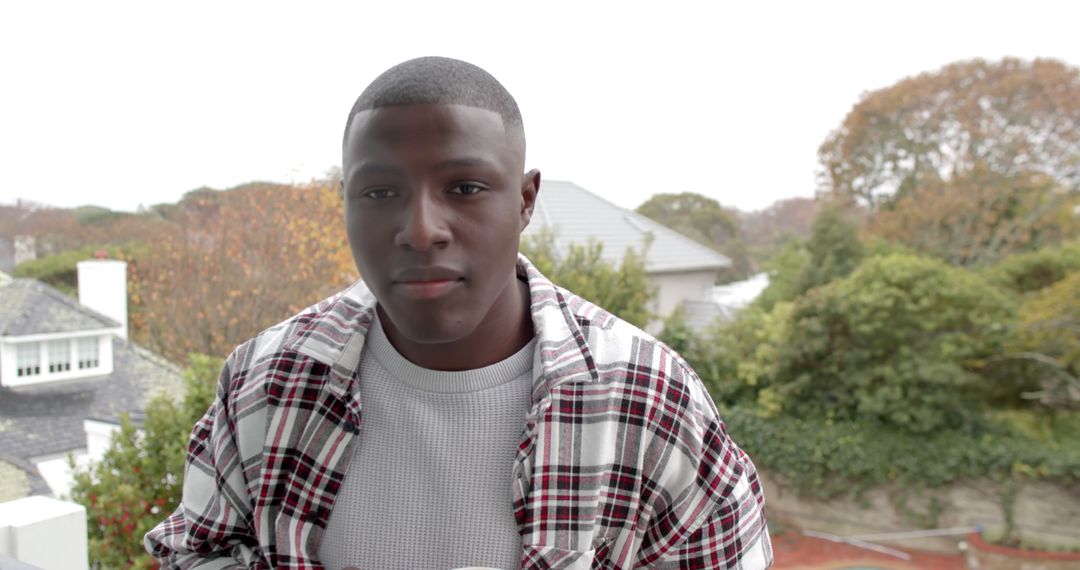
[48,339,72,373]
[78,337,100,370]
[16,342,41,377]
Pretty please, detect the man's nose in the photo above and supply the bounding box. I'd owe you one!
[395,191,452,251]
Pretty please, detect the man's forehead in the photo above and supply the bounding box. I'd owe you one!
[344,103,525,163]
[347,104,508,138]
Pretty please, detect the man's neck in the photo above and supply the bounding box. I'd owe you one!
[376,278,534,371]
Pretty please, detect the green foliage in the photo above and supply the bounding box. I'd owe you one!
[724,405,1080,498]
[756,206,864,310]
[984,241,1080,295]
[1005,272,1080,408]
[12,244,144,295]
[776,254,1014,432]
[521,228,655,328]
[73,205,122,225]
[755,238,808,310]
[793,206,864,295]
[635,192,752,279]
[70,354,221,569]
[665,303,792,410]
[636,192,736,246]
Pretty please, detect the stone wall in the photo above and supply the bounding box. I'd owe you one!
[761,472,1080,553]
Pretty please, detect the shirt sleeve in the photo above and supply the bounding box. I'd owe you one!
[637,358,773,569]
[144,355,267,569]
[649,440,773,569]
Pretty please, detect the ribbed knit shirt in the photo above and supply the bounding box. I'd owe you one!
[318,315,535,570]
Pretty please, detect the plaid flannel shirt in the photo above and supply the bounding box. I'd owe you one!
[146,255,772,569]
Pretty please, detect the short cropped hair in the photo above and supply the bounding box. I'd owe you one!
[345,56,524,144]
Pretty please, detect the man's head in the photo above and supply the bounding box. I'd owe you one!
[345,56,525,152]
[342,57,540,363]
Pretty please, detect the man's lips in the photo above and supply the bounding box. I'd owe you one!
[392,267,465,300]
[394,278,463,299]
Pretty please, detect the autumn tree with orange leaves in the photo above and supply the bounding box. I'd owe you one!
[819,58,1080,264]
[129,181,356,362]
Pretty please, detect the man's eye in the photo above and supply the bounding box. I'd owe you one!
[449,183,484,195]
[361,188,397,199]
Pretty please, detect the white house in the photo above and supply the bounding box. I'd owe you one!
[0,261,181,502]
[521,181,732,331]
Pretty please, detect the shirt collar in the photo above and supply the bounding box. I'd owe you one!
[285,254,600,393]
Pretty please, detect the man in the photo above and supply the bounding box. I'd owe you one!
[147,57,772,569]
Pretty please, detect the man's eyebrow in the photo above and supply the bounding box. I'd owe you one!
[351,162,405,177]
[434,157,499,171]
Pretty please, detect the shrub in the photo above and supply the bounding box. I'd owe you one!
[984,241,1080,295]
[1005,272,1080,408]
[723,405,1080,499]
[521,228,655,328]
[12,244,143,296]
[775,254,1014,432]
[666,303,792,410]
[70,354,220,569]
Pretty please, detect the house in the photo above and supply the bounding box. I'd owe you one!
[521,181,732,331]
[0,261,182,502]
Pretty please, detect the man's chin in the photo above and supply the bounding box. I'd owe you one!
[378,307,474,346]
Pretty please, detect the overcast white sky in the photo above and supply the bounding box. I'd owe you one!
[2,1,1078,214]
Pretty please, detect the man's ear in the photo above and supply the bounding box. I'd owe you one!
[520,169,541,231]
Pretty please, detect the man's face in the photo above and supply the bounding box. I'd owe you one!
[343,103,536,346]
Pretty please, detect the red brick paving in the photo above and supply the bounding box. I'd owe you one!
[771,530,967,570]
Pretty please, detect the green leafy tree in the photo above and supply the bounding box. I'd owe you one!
[1007,272,1080,409]
[636,192,752,278]
[521,228,655,328]
[984,241,1080,295]
[12,244,146,296]
[755,206,864,310]
[754,238,808,310]
[70,354,221,569]
[775,254,1014,432]
[664,302,793,410]
[793,205,865,295]
[636,192,737,247]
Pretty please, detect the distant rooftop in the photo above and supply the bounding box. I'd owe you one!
[523,181,731,274]
[0,278,120,336]
[0,335,182,494]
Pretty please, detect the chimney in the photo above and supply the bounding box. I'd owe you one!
[76,259,128,339]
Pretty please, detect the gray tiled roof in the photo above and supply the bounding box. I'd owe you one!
[0,336,183,495]
[522,181,731,274]
[0,278,120,336]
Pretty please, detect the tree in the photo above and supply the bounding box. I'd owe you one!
[754,238,808,311]
[636,192,737,247]
[820,58,1080,210]
[735,197,821,263]
[520,228,655,328]
[129,181,356,363]
[1007,272,1080,409]
[793,205,864,294]
[774,254,1014,432]
[984,241,1080,295]
[71,354,221,570]
[867,165,1080,265]
[754,205,864,310]
[12,244,146,295]
[635,192,752,278]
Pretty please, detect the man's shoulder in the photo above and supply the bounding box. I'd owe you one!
[225,283,370,378]
[558,288,713,415]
